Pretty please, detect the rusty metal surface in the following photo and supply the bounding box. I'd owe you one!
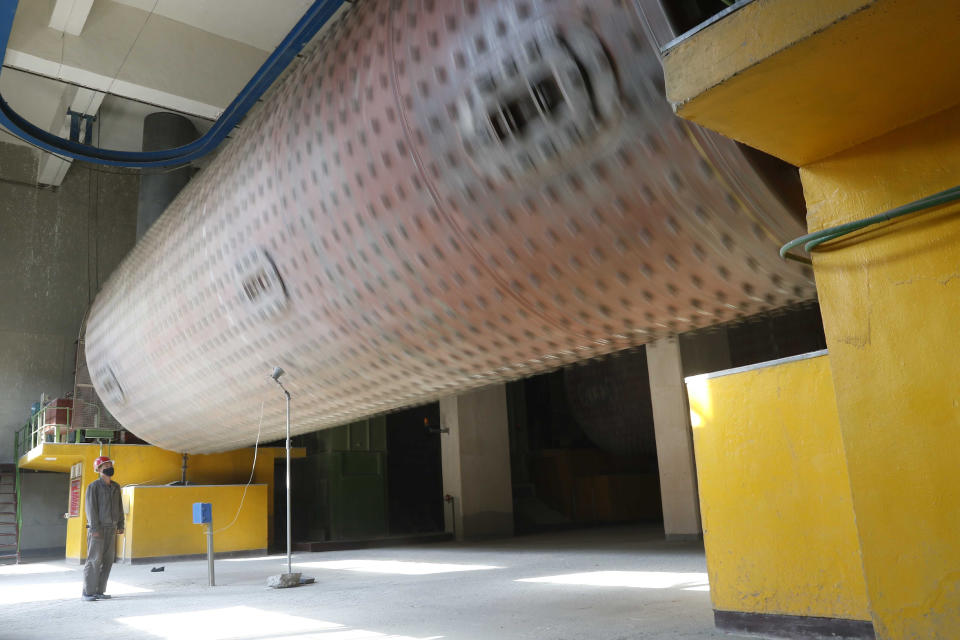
[86,0,814,453]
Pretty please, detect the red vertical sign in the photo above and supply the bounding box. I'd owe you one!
[68,477,81,518]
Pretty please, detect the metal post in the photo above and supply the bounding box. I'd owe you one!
[284,388,292,575]
[205,523,215,586]
[270,366,295,581]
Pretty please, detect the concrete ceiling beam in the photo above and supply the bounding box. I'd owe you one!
[3,48,223,120]
[8,0,266,120]
[48,0,96,36]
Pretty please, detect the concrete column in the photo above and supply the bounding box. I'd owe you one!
[137,112,197,239]
[439,384,513,541]
[646,338,701,540]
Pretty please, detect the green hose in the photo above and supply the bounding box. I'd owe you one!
[780,185,960,260]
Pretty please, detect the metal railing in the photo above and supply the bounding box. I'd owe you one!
[13,456,21,564]
[13,400,119,460]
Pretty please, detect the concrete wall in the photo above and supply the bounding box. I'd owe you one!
[0,152,139,462]
[0,149,138,552]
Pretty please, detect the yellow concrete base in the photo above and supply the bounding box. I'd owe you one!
[687,352,870,622]
[121,484,267,563]
[19,442,302,560]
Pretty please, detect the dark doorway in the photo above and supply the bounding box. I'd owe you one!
[509,350,663,534]
[724,302,827,368]
[386,403,444,535]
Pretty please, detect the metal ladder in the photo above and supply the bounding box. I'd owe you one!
[0,464,18,564]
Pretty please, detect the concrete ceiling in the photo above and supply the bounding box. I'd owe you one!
[0,0,320,185]
[110,0,314,52]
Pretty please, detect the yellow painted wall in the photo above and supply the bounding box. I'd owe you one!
[19,443,301,561]
[66,510,84,559]
[801,104,960,640]
[686,353,870,621]
[666,0,960,166]
[121,485,266,561]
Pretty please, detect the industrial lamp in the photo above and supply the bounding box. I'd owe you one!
[269,365,300,586]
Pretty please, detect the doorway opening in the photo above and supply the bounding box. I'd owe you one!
[508,349,663,534]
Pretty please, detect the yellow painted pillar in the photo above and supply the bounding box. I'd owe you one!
[659,1,960,636]
[800,106,960,639]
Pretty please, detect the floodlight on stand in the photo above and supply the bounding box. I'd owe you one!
[267,365,312,589]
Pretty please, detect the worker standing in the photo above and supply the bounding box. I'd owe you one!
[82,456,124,601]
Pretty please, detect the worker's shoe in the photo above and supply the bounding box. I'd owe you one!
[81,594,97,601]
[96,593,111,599]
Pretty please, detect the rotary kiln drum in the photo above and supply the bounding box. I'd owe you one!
[86,0,814,452]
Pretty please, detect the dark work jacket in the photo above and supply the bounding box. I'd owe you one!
[85,477,124,531]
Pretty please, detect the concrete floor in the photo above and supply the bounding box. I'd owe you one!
[0,526,726,640]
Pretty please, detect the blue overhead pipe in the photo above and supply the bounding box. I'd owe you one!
[0,0,343,167]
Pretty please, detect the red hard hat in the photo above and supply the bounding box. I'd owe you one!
[93,456,112,472]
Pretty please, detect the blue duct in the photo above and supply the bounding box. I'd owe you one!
[0,0,343,167]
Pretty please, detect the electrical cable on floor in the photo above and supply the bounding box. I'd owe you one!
[212,400,264,535]
[780,184,960,261]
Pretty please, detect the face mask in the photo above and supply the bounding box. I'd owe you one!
[102,467,115,477]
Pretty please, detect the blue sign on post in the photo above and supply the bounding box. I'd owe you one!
[193,502,212,524]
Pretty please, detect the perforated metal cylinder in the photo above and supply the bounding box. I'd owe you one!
[86,0,814,453]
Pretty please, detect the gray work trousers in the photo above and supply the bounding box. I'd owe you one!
[83,526,116,596]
